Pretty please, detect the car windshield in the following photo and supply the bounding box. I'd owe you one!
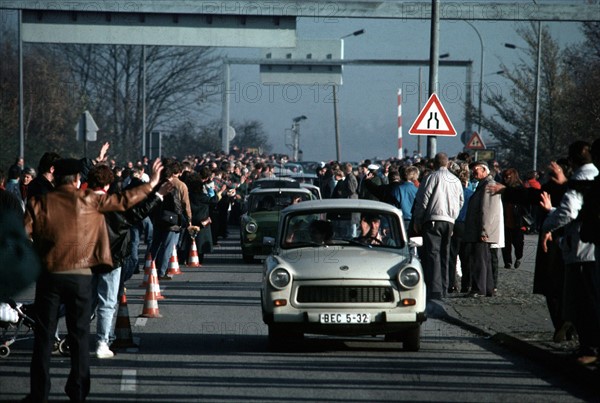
[281,210,404,249]
[249,192,312,213]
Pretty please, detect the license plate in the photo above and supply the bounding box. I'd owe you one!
[320,313,371,324]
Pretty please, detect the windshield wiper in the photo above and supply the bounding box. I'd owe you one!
[287,241,329,248]
[342,238,373,248]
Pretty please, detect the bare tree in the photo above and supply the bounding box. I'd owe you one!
[162,119,273,158]
[480,23,581,172]
[0,31,82,169]
[231,120,272,154]
[561,22,600,141]
[58,44,222,162]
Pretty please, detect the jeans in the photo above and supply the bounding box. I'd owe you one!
[123,224,141,283]
[31,272,91,403]
[149,228,180,277]
[92,267,121,344]
[142,216,153,245]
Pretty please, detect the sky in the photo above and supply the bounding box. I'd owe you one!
[216,9,585,163]
[0,2,586,163]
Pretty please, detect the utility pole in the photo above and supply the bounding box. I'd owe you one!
[426,0,440,158]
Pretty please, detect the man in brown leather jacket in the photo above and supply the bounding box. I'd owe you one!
[23,157,164,403]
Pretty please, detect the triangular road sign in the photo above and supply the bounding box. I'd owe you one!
[408,93,457,136]
[465,131,486,150]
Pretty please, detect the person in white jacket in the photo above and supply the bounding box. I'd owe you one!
[413,152,464,300]
[541,140,599,366]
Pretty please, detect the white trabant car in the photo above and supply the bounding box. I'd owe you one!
[261,199,426,351]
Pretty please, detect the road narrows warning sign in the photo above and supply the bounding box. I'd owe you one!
[466,131,486,150]
[408,93,457,136]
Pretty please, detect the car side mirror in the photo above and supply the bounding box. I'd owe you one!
[408,237,423,249]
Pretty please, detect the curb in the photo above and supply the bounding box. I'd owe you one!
[428,300,600,392]
[491,333,600,393]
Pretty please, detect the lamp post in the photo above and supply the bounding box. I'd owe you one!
[426,0,440,159]
[417,52,449,157]
[505,20,542,171]
[333,29,365,162]
[18,10,24,161]
[291,115,307,161]
[464,21,484,135]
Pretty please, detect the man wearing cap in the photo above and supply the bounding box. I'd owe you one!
[24,157,164,403]
[359,164,382,200]
[464,160,503,297]
[413,152,464,300]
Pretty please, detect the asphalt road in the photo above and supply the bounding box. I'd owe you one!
[0,232,595,402]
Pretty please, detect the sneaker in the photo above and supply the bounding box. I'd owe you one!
[159,275,173,281]
[514,260,521,268]
[96,342,114,359]
[504,263,512,269]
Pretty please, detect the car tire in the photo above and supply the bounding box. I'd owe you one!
[402,325,421,352]
[267,324,303,351]
[242,254,254,263]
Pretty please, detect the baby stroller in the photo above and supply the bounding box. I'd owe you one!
[0,299,69,358]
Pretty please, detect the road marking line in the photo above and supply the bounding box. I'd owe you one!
[121,369,137,392]
[135,317,148,327]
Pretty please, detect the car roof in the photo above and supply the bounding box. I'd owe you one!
[251,177,300,188]
[279,172,318,179]
[281,199,403,216]
[248,187,313,195]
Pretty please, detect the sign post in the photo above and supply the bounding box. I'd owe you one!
[75,110,99,158]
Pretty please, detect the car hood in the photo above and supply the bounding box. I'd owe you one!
[274,247,412,280]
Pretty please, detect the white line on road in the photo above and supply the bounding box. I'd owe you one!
[121,369,137,392]
[135,317,148,327]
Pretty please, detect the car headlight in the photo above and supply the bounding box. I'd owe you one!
[398,267,420,289]
[269,268,291,289]
[245,221,258,234]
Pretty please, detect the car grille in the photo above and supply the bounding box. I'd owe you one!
[296,286,395,303]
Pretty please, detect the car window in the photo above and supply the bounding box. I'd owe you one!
[249,192,311,213]
[281,210,404,249]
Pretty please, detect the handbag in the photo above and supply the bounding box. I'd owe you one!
[160,209,180,226]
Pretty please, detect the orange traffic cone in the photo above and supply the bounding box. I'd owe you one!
[111,289,139,349]
[167,245,182,275]
[187,238,201,267]
[139,267,162,318]
[139,253,154,288]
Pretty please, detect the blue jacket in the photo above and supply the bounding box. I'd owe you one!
[393,181,418,221]
[457,186,475,223]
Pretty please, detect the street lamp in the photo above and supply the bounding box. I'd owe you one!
[417,52,449,156]
[333,29,365,162]
[505,20,542,171]
[464,21,484,136]
[291,115,307,161]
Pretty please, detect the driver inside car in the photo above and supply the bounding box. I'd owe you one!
[355,214,395,246]
[309,220,333,245]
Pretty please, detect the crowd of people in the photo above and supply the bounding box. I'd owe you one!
[0,138,599,401]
